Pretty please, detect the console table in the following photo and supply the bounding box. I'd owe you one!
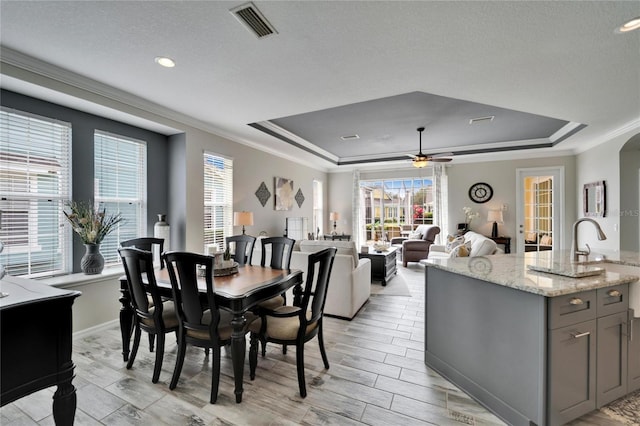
[323,234,351,241]
[1,275,81,425]
[359,246,398,286]
[488,236,511,253]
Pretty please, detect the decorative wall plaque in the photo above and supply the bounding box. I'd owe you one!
[255,181,271,207]
[295,188,305,208]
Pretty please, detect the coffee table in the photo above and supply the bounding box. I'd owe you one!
[359,246,398,286]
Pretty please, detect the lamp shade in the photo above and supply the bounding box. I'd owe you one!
[233,211,254,226]
[329,212,340,221]
[487,210,503,223]
[412,157,428,168]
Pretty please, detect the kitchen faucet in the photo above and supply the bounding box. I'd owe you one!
[571,218,607,262]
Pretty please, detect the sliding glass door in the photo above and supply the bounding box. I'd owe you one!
[359,178,433,242]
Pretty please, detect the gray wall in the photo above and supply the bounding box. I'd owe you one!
[1,89,169,272]
[619,135,640,252]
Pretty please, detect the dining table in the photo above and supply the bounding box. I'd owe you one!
[118,264,303,403]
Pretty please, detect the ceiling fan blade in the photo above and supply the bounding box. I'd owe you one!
[429,158,452,162]
[429,152,454,158]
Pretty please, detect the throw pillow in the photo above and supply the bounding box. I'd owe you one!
[408,231,422,240]
[451,241,472,257]
[445,235,464,253]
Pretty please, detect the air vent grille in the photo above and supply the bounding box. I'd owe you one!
[469,116,495,124]
[340,135,360,141]
[231,2,277,38]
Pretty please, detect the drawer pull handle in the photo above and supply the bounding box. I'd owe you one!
[569,298,584,305]
[607,289,621,297]
[571,331,590,339]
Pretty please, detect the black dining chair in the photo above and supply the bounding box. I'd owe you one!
[256,236,295,309]
[225,234,256,266]
[163,251,259,404]
[118,247,179,384]
[121,237,167,352]
[249,247,337,398]
[120,237,166,268]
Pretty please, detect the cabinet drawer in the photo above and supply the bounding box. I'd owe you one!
[548,290,597,329]
[596,284,629,317]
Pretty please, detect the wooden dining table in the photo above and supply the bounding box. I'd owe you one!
[118,265,303,403]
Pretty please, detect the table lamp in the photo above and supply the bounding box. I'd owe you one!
[487,209,503,238]
[233,211,254,235]
[329,212,339,235]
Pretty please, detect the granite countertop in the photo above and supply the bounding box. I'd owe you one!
[423,249,640,297]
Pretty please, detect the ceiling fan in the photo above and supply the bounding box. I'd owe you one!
[410,127,453,168]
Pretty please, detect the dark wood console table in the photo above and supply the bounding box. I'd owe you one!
[1,275,81,425]
[323,234,351,241]
[488,236,511,253]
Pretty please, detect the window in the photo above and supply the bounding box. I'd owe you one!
[359,178,433,241]
[94,131,147,265]
[312,180,323,238]
[203,152,233,252]
[0,107,72,277]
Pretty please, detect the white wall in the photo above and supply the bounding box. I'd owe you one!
[328,172,353,235]
[576,129,640,252]
[170,127,328,252]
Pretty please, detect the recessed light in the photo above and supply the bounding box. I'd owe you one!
[154,56,176,68]
[340,135,360,141]
[617,17,640,33]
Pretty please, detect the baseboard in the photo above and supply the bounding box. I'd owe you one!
[73,319,119,340]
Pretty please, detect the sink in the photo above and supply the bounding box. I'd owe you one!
[527,263,605,278]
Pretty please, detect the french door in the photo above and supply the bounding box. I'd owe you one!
[516,167,564,253]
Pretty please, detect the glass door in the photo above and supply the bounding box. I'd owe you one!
[516,167,564,253]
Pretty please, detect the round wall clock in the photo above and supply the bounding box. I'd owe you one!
[468,182,493,203]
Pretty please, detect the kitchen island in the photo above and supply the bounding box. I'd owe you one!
[422,250,640,426]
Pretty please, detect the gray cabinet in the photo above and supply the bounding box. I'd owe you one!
[547,284,631,425]
[548,320,597,426]
[596,311,628,406]
[629,315,640,392]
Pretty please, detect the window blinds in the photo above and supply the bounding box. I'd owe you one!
[203,152,233,252]
[0,107,72,277]
[94,131,147,264]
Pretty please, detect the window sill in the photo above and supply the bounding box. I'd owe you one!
[40,266,124,289]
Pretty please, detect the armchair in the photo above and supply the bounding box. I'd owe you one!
[392,225,441,266]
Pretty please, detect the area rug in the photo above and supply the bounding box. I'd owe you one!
[600,389,640,425]
[369,274,411,296]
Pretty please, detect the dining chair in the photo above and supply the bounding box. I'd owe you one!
[257,236,295,309]
[120,237,166,268]
[121,237,167,352]
[225,234,256,266]
[249,247,337,398]
[118,247,179,384]
[163,251,259,404]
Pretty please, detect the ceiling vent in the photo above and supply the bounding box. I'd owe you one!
[340,134,360,141]
[230,2,277,39]
[469,116,495,125]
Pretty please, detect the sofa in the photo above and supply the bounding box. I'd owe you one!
[289,240,371,320]
[391,224,441,266]
[427,231,499,260]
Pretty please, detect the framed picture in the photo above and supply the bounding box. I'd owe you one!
[274,177,294,211]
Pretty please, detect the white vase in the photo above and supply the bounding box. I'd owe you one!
[154,214,170,251]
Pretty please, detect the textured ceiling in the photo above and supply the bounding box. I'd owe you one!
[0,1,638,170]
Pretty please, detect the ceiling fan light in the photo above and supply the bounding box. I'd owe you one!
[413,157,428,168]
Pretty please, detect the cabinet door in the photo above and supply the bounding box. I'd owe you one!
[548,320,596,426]
[629,315,640,393]
[596,312,628,407]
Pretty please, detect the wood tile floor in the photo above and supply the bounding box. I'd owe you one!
[0,264,626,425]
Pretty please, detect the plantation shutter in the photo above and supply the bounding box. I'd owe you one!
[0,107,72,277]
[94,131,147,264]
[203,152,233,252]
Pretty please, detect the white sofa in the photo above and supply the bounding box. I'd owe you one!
[427,231,500,260]
[289,240,371,320]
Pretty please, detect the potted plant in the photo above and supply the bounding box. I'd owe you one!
[64,201,123,274]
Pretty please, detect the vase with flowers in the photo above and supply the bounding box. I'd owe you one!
[461,206,480,233]
[64,201,123,274]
